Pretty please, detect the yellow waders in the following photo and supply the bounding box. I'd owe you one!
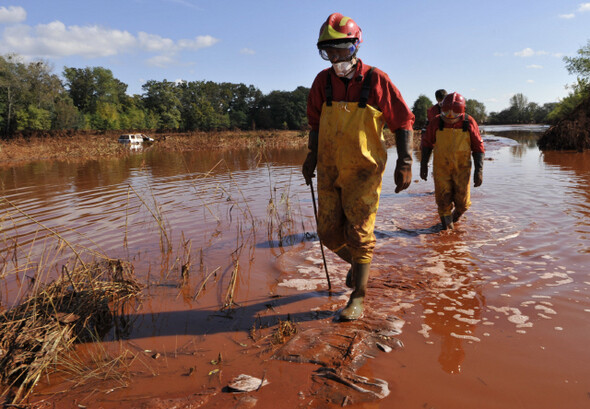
[316,100,386,264]
[433,127,472,218]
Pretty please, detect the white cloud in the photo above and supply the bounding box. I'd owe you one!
[559,13,575,19]
[515,48,535,57]
[493,52,506,57]
[526,80,535,83]
[138,32,175,52]
[240,48,256,55]
[0,19,220,60]
[0,6,26,24]
[578,3,590,12]
[178,35,220,50]
[146,55,176,67]
[527,64,543,69]
[514,48,550,57]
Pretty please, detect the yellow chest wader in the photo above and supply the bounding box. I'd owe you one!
[316,68,386,263]
[433,115,472,217]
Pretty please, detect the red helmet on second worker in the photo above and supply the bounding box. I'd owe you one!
[441,92,466,123]
[317,13,363,62]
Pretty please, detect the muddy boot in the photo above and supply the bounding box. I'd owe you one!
[440,215,454,230]
[345,267,354,288]
[336,248,354,289]
[452,209,464,223]
[339,263,370,321]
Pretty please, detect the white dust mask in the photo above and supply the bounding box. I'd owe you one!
[332,60,355,78]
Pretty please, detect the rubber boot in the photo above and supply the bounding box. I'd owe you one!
[345,267,354,289]
[452,209,464,223]
[440,215,454,230]
[336,247,354,289]
[339,263,370,321]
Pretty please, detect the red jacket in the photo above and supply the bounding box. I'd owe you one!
[422,114,485,153]
[427,104,441,122]
[307,59,415,132]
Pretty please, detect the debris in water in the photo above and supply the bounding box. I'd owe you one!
[376,342,392,353]
[227,374,269,392]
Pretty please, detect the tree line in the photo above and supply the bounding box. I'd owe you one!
[0,54,309,137]
[2,40,589,137]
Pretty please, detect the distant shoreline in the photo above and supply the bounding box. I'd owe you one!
[0,129,421,169]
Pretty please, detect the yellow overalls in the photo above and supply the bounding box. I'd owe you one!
[433,123,472,218]
[316,71,386,264]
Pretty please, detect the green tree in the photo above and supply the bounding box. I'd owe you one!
[564,39,590,80]
[16,105,52,130]
[63,66,128,118]
[1,54,76,135]
[252,86,309,130]
[548,40,590,122]
[411,94,432,129]
[465,99,487,124]
[0,55,28,135]
[142,80,181,130]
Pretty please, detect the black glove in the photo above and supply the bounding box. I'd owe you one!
[394,129,413,193]
[302,130,319,185]
[473,152,484,187]
[420,147,432,181]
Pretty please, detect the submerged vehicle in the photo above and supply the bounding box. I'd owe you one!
[118,134,154,144]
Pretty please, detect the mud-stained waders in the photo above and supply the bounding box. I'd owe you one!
[433,115,472,228]
[316,69,384,320]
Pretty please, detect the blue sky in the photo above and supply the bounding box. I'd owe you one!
[1,1,589,113]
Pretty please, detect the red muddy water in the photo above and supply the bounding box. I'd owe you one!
[1,125,589,408]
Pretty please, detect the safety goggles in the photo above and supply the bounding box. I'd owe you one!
[318,42,357,62]
[441,110,462,119]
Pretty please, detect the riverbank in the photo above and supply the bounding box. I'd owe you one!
[0,130,305,168]
[0,129,417,168]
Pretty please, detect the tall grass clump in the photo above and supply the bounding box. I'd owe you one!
[0,259,142,404]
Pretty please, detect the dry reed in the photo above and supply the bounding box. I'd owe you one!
[0,259,142,404]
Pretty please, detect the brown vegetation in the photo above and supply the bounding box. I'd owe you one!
[0,129,420,168]
[0,259,142,404]
[0,130,309,168]
[538,95,590,151]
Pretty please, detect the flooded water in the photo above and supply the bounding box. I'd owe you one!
[1,125,589,408]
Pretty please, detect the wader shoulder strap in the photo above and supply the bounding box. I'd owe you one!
[439,117,444,131]
[462,114,469,132]
[325,73,333,107]
[358,67,374,108]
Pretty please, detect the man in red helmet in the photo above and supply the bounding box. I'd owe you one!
[420,92,485,230]
[302,13,415,321]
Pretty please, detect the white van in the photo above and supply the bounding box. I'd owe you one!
[118,134,154,144]
[118,134,144,144]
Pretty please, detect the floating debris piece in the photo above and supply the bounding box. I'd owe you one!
[312,367,389,403]
[227,374,269,392]
[376,342,392,353]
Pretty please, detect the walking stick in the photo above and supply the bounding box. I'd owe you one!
[309,179,331,290]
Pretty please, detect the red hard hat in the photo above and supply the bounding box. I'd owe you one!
[317,13,362,47]
[441,92,466,120]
